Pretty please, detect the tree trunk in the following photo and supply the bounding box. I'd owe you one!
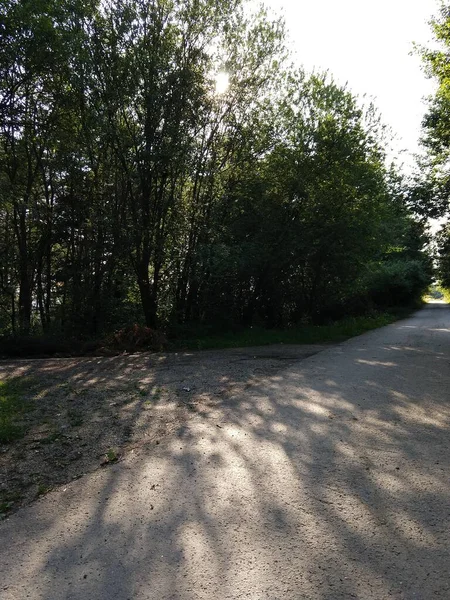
[15,207,33,335]
[18,274,32,335]
[136,260,157,328]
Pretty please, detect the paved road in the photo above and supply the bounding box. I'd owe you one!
[1,304,450,600]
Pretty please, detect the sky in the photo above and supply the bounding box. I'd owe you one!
[265,0,440,172]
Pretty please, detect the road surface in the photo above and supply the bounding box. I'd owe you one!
[1,303,449,599]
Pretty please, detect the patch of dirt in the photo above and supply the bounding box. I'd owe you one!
[0,344,325,517]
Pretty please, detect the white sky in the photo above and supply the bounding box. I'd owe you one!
[265,0,440,172]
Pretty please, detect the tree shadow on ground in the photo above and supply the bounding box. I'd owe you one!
[0,344,324,511]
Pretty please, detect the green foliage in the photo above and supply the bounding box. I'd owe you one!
[0,0,432,348]
[103,448,119,465]
[435,222,450,289]
[414,2,450,218]
[439,287,450,302]
[364,260,430,308]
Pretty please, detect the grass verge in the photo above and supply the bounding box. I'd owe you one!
[175,309,415,351]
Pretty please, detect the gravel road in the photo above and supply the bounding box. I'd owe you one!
[1,303,449,600]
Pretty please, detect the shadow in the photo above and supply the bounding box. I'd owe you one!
[0,303,449,599]
[0,342,324,510]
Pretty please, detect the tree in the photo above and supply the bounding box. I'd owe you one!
[0,0,431,344]
[414,2,450,218]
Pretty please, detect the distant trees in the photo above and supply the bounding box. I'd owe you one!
[0,0,431,340]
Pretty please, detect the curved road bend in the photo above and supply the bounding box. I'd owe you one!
[1,303,449,599]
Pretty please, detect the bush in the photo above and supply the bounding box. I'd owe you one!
[366,259,430,308]
[106,324,168,353]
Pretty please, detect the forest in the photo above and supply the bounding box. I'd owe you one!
[0,0,441,353]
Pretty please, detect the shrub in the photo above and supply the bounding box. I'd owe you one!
[366,259,430,308]
[106,324,168,353]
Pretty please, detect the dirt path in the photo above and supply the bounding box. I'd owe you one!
[1,304,449,599]
[0,344,325,515]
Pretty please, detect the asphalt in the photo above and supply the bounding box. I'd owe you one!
[1,303,449,600]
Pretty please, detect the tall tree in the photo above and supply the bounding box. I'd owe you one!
[0,0,430,342]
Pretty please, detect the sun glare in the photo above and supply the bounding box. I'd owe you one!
[215,72,229,95]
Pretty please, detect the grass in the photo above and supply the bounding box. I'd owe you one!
[36,483,52,497]
[175,310,413,351]
[105,448,118,464]
[0,378,30,443]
